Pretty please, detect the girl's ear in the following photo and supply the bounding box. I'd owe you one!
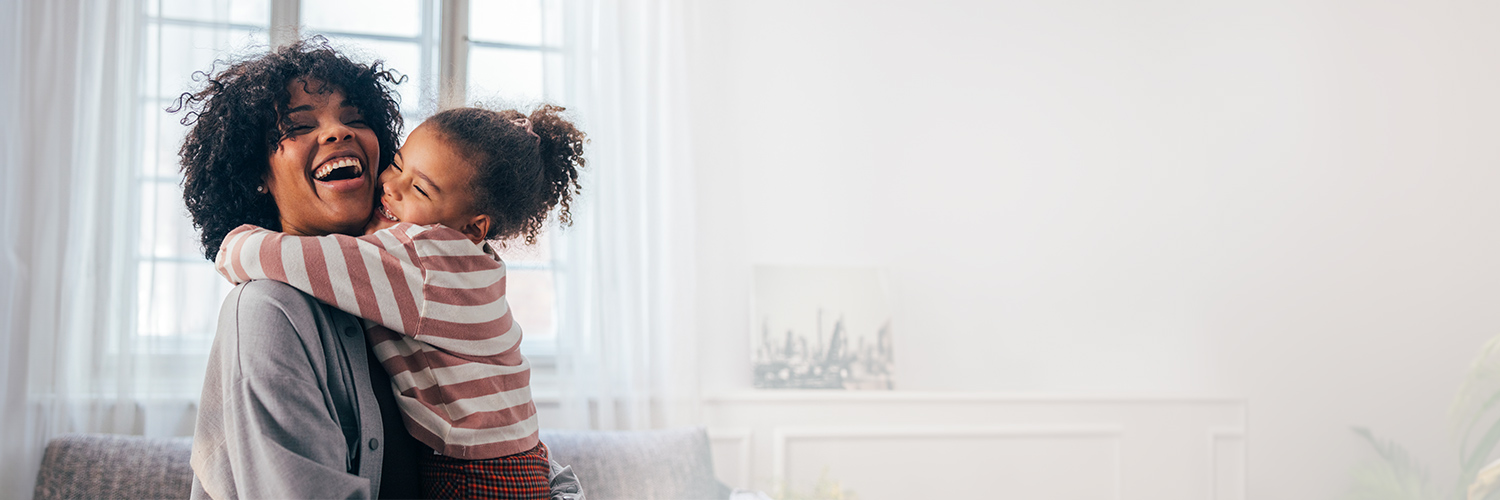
[460,215,491,244]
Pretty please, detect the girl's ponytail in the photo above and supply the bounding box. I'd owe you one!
[426,104,587,244]
[527,104,586,227]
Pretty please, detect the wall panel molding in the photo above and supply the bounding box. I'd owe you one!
[769,424,1123,480]
[1210,427,1247,500]
[702,391,1246,500]
[703,391,1246,404]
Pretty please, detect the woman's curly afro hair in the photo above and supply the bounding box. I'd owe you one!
[171,37,405,260]
[424,104,587,244]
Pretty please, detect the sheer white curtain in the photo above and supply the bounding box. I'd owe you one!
[0,1,174,498]
[547,0,700,430]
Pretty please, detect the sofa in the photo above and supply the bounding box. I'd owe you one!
[33,428,735,500]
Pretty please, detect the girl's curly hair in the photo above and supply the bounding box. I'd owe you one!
[424,104,587,244]
[170,37,405,260]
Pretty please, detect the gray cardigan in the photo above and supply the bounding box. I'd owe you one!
[189,280,416,499]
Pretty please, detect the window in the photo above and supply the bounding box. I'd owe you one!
[466,0,548,104]
[300,0,434,133]
[137,0,559,398]
[139,0,270,397]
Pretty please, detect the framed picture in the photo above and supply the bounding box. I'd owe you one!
[751,265,895,390]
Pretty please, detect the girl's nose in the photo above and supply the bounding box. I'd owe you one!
[385,180,403,201]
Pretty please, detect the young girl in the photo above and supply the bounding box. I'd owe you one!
[214,105,586,500]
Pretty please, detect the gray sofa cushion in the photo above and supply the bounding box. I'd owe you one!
[541,427,731,500]
[33,434,193,500]
[34,428,730,500]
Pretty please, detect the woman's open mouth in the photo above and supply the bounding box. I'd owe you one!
[312,156,367,193]
[314,156,362,181]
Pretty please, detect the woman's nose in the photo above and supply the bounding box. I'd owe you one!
[321,123,355,143]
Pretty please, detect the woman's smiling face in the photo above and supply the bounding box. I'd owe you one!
[264,79,380,236]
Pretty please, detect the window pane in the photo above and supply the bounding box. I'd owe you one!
[143,23,161,100]
[315,35,425,116]
[150,24,266,101]
[467,46,543,105]
[506,268,556,338]
[470,0,542,46]
[138,181,204,259]
[152,0,269,26]
[496,231,551,265]
[138,334,213,396]
[136,260,231,337]
[303,0,421,38]
[143,104,191,178]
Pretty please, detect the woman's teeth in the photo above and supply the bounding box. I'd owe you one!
[314,157,362,181]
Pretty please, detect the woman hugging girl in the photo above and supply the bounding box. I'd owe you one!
[177,37,587,500]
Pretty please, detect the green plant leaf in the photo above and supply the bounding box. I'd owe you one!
[1347,427,1435,500]
[1451,336,1500,437]
[1457,417,1500,500]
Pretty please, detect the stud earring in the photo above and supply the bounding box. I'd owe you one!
[256,185,268,194]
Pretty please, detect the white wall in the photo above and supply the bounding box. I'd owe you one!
[688,0,1500,497]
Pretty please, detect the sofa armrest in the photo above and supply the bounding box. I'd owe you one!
[33,434,192,500]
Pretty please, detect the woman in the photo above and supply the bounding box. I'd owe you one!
[174,39,423,499]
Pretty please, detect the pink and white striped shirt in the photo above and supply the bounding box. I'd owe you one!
[215,223,537,460]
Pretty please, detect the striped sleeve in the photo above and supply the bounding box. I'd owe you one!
[213,223,428,335]
[404,226,519,362]
[213,223,516,356]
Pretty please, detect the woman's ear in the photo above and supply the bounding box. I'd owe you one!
[461,215,491,244]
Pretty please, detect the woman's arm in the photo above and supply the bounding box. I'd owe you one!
[214,223,519,361]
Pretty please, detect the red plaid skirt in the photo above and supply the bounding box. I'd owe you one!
[419,443,551,500]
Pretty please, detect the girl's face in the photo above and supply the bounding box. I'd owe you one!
[371,122,489,242]
[265,79,381,236]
